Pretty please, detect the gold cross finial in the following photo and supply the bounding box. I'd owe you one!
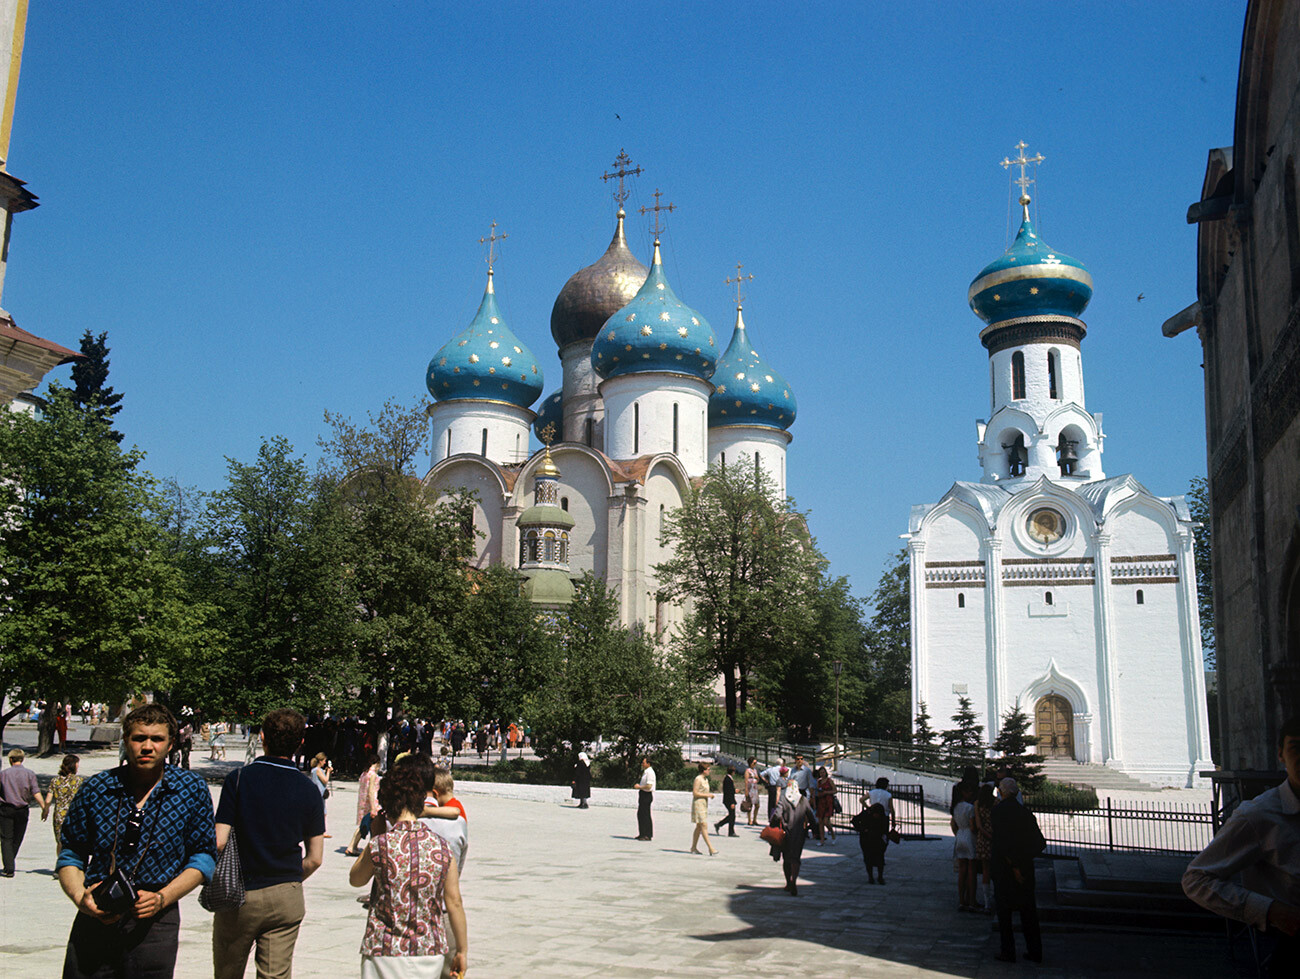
[479,221,509,272]
[601,149,643,209]
[538,422,557,446]
[639,188,676,240]
[1000,140,1044,208]
[725,263,754,307]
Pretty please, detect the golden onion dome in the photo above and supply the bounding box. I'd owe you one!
[550,208,648,349]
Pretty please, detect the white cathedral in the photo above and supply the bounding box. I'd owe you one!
[905,155,1213,788]
[420,159,796,634]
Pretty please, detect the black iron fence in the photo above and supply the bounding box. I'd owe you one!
[1035,799,1213,856]
[826,773,929,840]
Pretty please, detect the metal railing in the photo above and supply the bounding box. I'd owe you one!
[1035,799,1213,856]
[717,733,823,767]
[827,773,928,840]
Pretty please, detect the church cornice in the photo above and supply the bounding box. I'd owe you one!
[981,318,1086,355]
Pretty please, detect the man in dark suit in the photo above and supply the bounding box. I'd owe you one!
[715,766,738,837]
[991,777,1045,963]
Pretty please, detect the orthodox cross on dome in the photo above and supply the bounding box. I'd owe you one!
[725,263,754,307]
[601,149,643,208]
[537,421,557,447]
[639,188,676,240]
[1001,140,1044,208]
[479,220,508,272]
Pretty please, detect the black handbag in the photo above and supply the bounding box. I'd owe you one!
[199,772,245,912]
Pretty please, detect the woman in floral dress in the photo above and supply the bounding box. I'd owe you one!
[44,753,84,854]
[350,766,468,978]
[743,757,761,826]
[347,752,382,856]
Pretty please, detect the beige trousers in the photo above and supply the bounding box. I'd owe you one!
[213,881,305,979]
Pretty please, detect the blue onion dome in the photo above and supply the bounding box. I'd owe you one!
[590,240,717,380]
[968,206,1093,329]
[708,306,796,430]
[427,270,544,408]
[532,389,563,442]
[550,208,648,349]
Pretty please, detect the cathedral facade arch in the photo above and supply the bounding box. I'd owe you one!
[1018,660,1096,763]
[421,455,512,568]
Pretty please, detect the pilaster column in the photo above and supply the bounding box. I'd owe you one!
[1175,527,1214,774]
[983,536,1006,740]
[908,538,927,727]
[1092,531,1122,764]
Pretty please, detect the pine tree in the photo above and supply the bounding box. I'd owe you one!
[941,695,985,773]
[913,700,937,746]
[991,701,1046,790]
[70,330,124,442]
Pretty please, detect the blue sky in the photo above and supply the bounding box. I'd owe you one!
[9,2,1245,602]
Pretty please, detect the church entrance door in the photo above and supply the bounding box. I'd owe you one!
[1035,695,1074,758]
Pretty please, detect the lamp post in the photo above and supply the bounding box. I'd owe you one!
[833,659,843,771]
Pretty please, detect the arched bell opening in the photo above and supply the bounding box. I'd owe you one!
[1056,423,1089,477]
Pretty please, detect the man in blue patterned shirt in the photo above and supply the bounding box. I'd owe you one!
[56,703,216,978]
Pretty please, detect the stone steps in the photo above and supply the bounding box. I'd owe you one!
[1041,759,1159,791]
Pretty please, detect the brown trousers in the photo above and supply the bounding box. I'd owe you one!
[213,881,305,979]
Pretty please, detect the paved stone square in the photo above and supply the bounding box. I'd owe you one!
[0,744,1256,977]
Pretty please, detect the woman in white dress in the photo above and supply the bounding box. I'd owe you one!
[951,782,978,910]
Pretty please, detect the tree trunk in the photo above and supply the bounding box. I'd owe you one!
[37,703,56,755]
[723,668,737,728]
[739,669,749,712]
[0,702,25,749]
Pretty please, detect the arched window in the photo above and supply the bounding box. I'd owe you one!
[446,429,452,458]
[585,418,594,447]
[1011,350,1026,400]
[1044,591,1053,606]
[560,496,569,512]
[1136,589,1145,605]
[754,452,761,489]
[633,403,640,454]
[480,428,488,457]
[659,503,665,538]
[720,451,726,469]
[672,403,679,455]
[655,596,666,637]
[957,592,965,608]
[558,532,568,565]
[1047,350,1059,400]
[544,531,556,563]
[515,433,520,459]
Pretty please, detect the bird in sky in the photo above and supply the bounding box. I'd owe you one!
[1137,293,1145,302]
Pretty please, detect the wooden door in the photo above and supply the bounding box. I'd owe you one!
[1035,695,1074,758]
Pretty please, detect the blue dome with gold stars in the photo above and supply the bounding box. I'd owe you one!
[968,211,1093,329]
[532,389,563,442]
[708,307,796,430]
[427,271,544,408]
[591,241,716,381]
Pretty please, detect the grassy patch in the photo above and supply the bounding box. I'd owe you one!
[1022,780,1100,811]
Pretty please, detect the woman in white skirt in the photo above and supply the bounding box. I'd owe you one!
[350,766,468,977]
[951,782,978,911]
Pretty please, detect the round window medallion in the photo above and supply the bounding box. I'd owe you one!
[1027,507,1066,545]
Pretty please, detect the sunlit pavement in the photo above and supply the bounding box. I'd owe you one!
[0,742,1251,978]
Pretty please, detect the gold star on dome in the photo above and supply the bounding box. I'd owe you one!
[1030,287,1039,294]
[489,341,499,348]
[659,312,670,321]
[608,330,617,340]
[488,367,495,374]
[641,325,653,336]
[716,384,727,393]
[677,326,688,337]
[658,343,667,350]
[490,317,499,324]
[626,314,636,322]
[454,367,461,373]
[734,400,742,407]
[458,340,467,346]
[468,354,479,363]
[765,375,773,382]
[625,344,632,351]
[750,382,760,392]
[514,346,522,353]
[531,365,538,374]
[438,357,447,366]
[502,356,512,366]
[735,372,745,380]
[656,282,665,290]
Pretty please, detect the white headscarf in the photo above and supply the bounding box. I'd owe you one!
[785,781,801,804]
[578,751,590,765]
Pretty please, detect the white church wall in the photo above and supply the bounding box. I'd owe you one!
[707,426,791,500]
[1109,502,1176,555]
[426,459,506,568]
[527,448,610,580]
[922,584,988,731]
[643,461,688,637]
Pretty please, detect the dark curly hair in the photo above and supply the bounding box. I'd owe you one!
[377,766,426,819]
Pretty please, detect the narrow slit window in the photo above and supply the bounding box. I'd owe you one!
[672,403,679,454]
[585,418,594,447]
[561,496,569,512]
[633,403,640,454]
[1048,351,1059,399]
[480,428,488,457]
[1044,591,1053,606]
[446,429,452,458]
[1012,351,1026,400]
[957,592,965,608]
[1136,589,1145,605]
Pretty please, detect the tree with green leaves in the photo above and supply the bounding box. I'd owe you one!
[185,437,352,719]
[858,548,912,737]
[528,574,697,772]
[70,330,124,443]
[941,695,985,773]
[0,386,204,752]
[991,701,1045,790]
[656,457,827,727]
[913,701,937,746]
